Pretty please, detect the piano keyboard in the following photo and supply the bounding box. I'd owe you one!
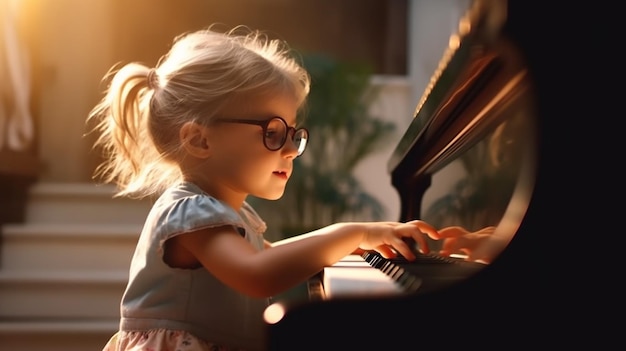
[362,251,485,294]
[309,251,486,300]
[308,254,422,300]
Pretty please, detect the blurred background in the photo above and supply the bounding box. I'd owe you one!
[1,0,469,226]
[0,1,471,350]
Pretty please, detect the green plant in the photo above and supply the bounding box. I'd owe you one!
[249,54,396,239]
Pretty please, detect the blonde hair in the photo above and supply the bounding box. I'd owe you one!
[87,26,311,198]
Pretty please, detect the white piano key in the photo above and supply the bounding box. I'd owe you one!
[322,255,404,298]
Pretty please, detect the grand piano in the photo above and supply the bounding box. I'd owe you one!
[264,0,549,348]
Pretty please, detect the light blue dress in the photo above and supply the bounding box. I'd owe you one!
[104,181,269,351]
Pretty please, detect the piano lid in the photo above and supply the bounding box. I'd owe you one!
[386,0,538,265]
[388,0,534,180]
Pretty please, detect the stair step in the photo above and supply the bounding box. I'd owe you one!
[0,319,117,351]
[0,181,148,350]
[0,270,127,319]
[1,223,140,271]
[0,318,118,333]
[24,182,153,224]
[0,269,128,283]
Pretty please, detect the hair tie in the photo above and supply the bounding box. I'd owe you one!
[147,68,158,90]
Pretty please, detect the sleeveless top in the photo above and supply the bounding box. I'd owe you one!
[119,181,269,351]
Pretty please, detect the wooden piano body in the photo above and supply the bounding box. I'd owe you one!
[264,0,550,348]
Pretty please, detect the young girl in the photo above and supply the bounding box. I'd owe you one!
[88,26,442,351]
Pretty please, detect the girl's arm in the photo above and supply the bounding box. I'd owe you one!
[172,220,439,298]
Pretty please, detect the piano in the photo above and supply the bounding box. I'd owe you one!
[264,0,551,349]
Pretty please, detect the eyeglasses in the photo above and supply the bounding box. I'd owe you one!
[213,116,309,156]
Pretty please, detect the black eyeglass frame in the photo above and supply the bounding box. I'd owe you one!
[213,116,309,156]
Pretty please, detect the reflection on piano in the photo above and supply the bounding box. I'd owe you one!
[265,0,547,349]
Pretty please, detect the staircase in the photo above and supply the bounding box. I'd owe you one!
[0,182,153,351]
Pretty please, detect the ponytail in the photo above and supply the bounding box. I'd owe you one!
[87,63,181,198]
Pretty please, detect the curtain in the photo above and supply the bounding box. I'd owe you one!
[0,0,33,152]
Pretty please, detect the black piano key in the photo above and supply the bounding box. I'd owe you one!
[361,250,484,294]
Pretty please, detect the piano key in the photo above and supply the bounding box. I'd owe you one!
[362,251,485,294]
[320,254,408,299]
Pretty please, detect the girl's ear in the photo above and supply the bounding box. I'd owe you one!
[180,121,211,158]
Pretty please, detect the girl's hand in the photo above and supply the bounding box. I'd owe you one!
[359,220,440,260]
[438,226,503,263]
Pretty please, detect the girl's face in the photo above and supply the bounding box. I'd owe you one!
[201,91,303,206]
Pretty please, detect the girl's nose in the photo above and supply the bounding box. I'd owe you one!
[281,136,300,158]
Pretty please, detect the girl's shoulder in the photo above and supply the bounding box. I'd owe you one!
[150,182,241,235]
[150,182,266,237]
